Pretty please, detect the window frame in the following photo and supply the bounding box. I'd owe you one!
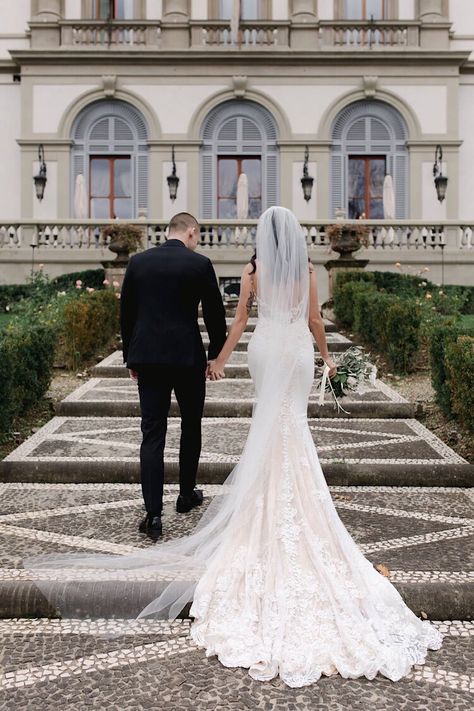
[82,0,145,20]
[208,0,271,21]
[217,155,262,219]
[347,154,386,219]
[89,154,132,219]
[335,0,397,21]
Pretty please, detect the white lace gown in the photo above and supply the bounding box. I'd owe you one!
[189,315,443,688]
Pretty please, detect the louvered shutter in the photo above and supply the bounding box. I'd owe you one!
[201,152,215,219]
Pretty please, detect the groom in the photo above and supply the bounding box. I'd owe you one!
[120,212,227,539]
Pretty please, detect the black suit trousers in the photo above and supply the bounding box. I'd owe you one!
[137,364,206,514]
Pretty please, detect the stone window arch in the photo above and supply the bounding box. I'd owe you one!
[330,99,409,218]
[71,99,149,218]
[200,99,279,219]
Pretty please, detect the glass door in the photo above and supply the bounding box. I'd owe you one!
[93,0,134,19]
[217,157,262,219]
[348,156,386,219]
[89,156,132,219]
[343,0,387,19]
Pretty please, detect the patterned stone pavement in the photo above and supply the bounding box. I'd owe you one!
[0,618,473,709]
[1,317,473,708]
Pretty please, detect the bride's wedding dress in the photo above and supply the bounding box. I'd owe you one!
[24,207,443,689]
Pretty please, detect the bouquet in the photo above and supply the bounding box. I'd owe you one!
[316,346,377,414]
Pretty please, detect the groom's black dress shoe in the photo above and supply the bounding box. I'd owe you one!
[176,489,204,513]
[138,512,162,540]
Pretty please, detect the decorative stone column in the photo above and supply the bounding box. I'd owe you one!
[418,0,450,49]
[31,0,61,48]
[290,0,318,50]
[161,0,190,49]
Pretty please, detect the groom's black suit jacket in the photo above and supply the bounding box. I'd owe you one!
[120,239,227,370]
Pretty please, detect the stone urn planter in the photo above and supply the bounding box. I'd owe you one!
[326,223,370,259]
[323,223,371,303]
[100,223,144,288]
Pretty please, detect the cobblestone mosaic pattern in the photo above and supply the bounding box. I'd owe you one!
[0,484,472,581]
[0,619,472,709]
[4,417,466,466]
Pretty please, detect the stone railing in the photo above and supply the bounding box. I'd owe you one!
[319,20,420,48]
[59,20,161,48]
[189,20,290,48]
[0,220,472,251]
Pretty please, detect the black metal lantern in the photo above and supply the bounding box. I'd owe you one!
[433,144,448,203]
[33,144,47,202]
[166,145,179,203]
[301,146,314,203]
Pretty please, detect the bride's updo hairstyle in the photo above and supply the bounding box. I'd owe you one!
[253,206,310,325]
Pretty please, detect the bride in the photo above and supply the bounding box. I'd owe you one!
[24,206,443,689]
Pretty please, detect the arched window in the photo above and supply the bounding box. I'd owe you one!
[71,99,149,218]
[200,100,279,219]
[330,99,409,219]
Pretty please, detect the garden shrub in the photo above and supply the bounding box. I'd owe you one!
[429,321,474,417]
[0,268,105,312]
[444,336,474,432]
[333,278,375,328]
[0,321,56,432]
[384,298,422,373]
[57,288,119,370]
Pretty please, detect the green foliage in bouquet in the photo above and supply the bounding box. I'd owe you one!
[316,346,376,413]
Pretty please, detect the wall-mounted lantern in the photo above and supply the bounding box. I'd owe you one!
[33,144,47,202]
[167,145,180,203]
[301,145,314,203]
[433,144,448,203]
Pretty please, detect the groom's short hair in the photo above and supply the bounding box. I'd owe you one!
[168,212,199,235]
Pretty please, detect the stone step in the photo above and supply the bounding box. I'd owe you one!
[2,416,472,487]
[0,482,472,619]
[57,377,416,419]
[93,350,346,379]
[197,317,337,333]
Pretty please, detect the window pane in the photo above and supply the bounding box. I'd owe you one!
[366,0,384,20]
[90,198,110,219]
[115,0,134,19]
[370,198,384,218]
[248,198,261,218]
[219,159,238,198]
[114,159,131,197]
[96,0,111,19]
[218,198,237,219]
[370,159,386,197]
[344,0,363,20]
[90,159,110,197]
[348,159,365,198]
[218,0,262,20]
[242,159,261,198]
[114,198,133,219]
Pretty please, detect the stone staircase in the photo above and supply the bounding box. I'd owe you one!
[0,314,473,621]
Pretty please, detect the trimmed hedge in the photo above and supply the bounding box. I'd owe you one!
[57,289,120,370]
[333,275,422,373]
[445,336,474,432]
[0,321,57,432]
[429,321,474,418]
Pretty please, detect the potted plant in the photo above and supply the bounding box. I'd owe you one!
[101,223,143,261]
[326,222,370,259]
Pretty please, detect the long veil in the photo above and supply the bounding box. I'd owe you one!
[22,206,310,632]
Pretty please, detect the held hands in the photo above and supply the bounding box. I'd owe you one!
[207,359,225,381]
[324,357,337,378]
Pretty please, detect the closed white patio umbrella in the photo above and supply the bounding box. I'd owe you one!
[74,174,89,246]
[236,172,249,245]
[383,174,395,245]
